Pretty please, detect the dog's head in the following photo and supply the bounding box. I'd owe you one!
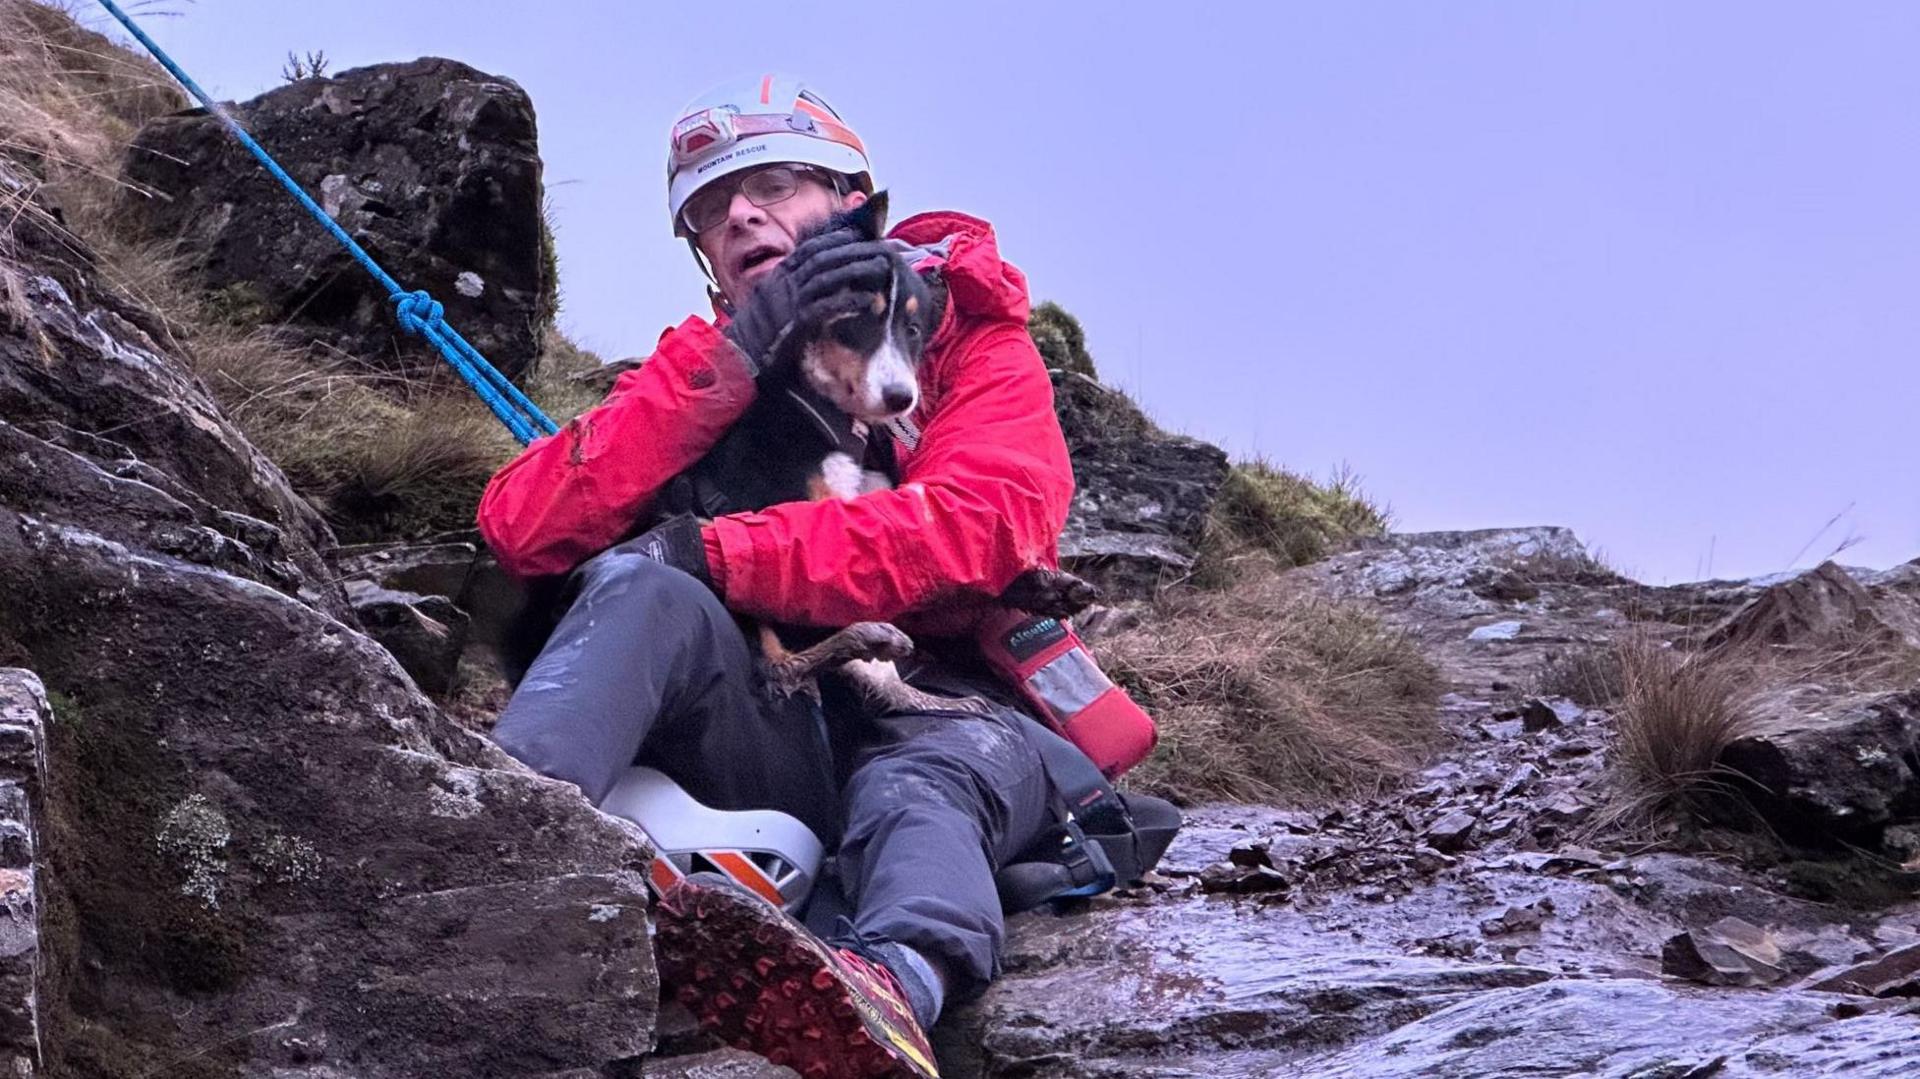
[795,192,934,423]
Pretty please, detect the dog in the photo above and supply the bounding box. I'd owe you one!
[671,191,1095,714]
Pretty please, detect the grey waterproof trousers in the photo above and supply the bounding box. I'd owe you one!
[490,540,1056,992]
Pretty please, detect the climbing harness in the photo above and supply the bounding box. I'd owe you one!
[93,0,557,445]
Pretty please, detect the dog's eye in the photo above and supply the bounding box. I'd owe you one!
[905,321,922,340]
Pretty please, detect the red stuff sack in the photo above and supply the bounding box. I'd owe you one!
[976,608,1158,778]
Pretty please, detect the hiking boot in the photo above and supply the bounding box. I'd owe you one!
[654,873,941,1079]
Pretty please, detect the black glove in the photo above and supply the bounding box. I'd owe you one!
[618,515,712,590]
[723,227,897,376]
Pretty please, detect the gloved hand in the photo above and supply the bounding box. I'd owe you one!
[723,227,897,376]
[620,515,713,590]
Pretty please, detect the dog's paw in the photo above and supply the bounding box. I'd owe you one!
[999,569,1101,619]
[756,656,817,704]
[842,622,915,663]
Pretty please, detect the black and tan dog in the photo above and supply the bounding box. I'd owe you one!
[671,192,1094,713]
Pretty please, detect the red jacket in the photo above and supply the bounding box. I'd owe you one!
[476,211,1075,632]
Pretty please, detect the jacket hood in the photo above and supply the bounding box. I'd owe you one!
[888,211,1031,327]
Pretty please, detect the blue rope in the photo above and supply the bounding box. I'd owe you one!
[95,0,559,445]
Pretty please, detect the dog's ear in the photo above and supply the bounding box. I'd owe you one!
[841,190,889,241]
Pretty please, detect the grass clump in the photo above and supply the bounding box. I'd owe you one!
[1104,568,1443,804]
[1534,643,1625,707]
[1195,459,1388,586]
[202,324,609,543]
[1028,300,1097,380]
[1603,637,1760,825]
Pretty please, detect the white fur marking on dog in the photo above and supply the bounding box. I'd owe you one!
[820,451,865,500]
[863,270,918,419]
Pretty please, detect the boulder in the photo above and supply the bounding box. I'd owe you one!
[1,156,654,1076]
[1661,917,1790,988]
[1050,370,1228,595]
[1719,688,1920,844]
[1704,561,1907,654]
[123,58,551,382]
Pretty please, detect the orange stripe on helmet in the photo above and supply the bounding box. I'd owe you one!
[793,100,867,158]
[710,851,787,906]
[759,74,773,105]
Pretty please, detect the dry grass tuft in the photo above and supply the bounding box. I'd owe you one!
[0,1,183,229]
[1603,637,1762,826]
[1104,562,1444,805]
[1534,644,1625,707]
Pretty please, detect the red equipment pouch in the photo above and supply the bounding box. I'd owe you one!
[976,608,1158,778]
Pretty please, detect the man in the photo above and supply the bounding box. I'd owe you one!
[478,75,1075,1078]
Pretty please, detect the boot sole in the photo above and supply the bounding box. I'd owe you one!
[654,882,940,1079]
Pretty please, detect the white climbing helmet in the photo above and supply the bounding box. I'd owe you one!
[598,766,824,912]
[666,73,874,237]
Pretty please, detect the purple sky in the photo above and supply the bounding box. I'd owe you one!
[111,1,1920,583]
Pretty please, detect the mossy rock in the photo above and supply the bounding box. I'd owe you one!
[1029,300,1098,380]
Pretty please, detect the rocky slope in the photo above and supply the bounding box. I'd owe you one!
[3,19,1917,1076]
[939,530,1920,1076]
[1,130,654,1077]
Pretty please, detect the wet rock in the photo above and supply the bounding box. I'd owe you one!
[0,671,45,1075]
[1719,687,1920,844]
[1051,371,1228,597]
[1801,941,1920,997]
[1494,763,1539,800]
[642,1048,799,1078]
[1409,846,1456,875]
[1479,717,1526,740]
[1663,917,1790,987]
[1521,696,1583,731]
[1479,899,1554,937]
[1538,791,1593,826]
[939,897,1553,1078]
[1298,980,1918,1078]
[1198,855,1290,896]
[345,580,469,696]
[1775,926,1877,976]
[1425,810,1479,853]
[125,58,552,381]
[1481,814,1520,839]
[0,160,339,615]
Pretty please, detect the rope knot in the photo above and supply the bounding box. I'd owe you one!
[391,290,445,335]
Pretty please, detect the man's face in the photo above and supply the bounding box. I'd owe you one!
[693,166,867,305]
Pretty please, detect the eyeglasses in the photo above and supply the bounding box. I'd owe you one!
[681,165,829,235]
